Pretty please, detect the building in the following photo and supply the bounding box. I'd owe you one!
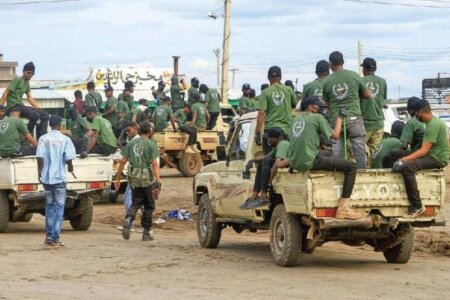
[0,54,18,88]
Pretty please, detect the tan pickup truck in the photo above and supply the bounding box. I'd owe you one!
[193,112,446,267]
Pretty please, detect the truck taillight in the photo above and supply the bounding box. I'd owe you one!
[88,182,106,189]
[316,208,337,218]
[18,184,37,192]
[423,206,435,217]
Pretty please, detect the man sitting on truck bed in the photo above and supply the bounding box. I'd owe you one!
[371,120,404,169]
[173,103,199,154]
[0,105,38,157]
[153,96,176,132]
[85,106,117,156]
[288,96,363,220]
[393,100,450,218]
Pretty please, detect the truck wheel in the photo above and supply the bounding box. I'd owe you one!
[383,224,414,264]
[179,152,203,177]
[0,192,9,233]
[69,195,94,231]
[197,194,221,248]
[270,204,302,267]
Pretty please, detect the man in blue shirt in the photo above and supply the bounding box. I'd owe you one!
[36,115,76,246]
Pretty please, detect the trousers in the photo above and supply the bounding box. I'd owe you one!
[207,112,220,130]
[44,182,67,242]
[179,125,197,145]
[126,186,155,230]
[8,104,49,139]
[253,156,275,193]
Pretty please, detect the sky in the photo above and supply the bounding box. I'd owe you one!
[1,0,450,98]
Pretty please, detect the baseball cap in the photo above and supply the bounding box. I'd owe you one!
[361,57,377,70]
[407,96,422,115]
[242,83,251,90]
[391,120,405,138]
[268,66,281,78]
[49,114,62,127]
[85,106,98,114]
[316,60,330,73]
[411,99,430,113]
[329,51,344,65]
[124,80,135,89]
[300,96,326,111]
[104,86,113,92]
[264,127,284,139]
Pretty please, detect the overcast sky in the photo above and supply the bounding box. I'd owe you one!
[1,0,450,98]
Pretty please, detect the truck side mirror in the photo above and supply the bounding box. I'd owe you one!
[216,145,227,161]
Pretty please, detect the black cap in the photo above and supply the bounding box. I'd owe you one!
[361,57,377,70]
[125,80,135,89]
[329,51,344,66]
[49,114,62,127]
[285,80,294,87]
[316,60,330,73]
[410,99,430,113]
[300,96,325,111]
[87,81,95,89]
[191,77,199,83]
[407,96,422,114]
[104,86,113,92]
[268,66,281,78]
[265,127,284,139]
[199,84,208,94]
[23,62,35,73]
[85,106,98,114]
[391,120,405,138]
[242,83,251,90]
[261,83,269,91]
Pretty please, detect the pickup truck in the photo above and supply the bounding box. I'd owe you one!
[0,155,113,233]
[193,112,446,267]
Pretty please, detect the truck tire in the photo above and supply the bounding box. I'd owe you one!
[179,153,203,177]
[69,195,93,231]
[383,224,414,264]
[197,194,221,248]
[270,204,302,267]
[0,192,9,233]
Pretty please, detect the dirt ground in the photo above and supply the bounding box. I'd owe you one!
[1,169,450,300]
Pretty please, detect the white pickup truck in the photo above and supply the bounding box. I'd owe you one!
[0,155,113,233]
[193,112,446,267]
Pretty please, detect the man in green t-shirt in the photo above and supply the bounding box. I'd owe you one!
[0,62,49,139]
[302,60,330,99]
[393,100,450,218]
[191,94,210,131]
[256,66,298,154]
[115,121,161,241]
[322,51,372,169]
[240,127,289,209]
[239,83,252,116]
[248,89,258,112]
[64,105,91,156]
[289,96,363,219]
[153,97,176,132]
[173,104,198,154]
[102,86,119,136]
[85,106,117,156]
[154,81,166,107]
[371,121,404,168]
[116,92,130,132]
[360,58,387,161]
[199,84,221,129]
[84,81,103,110]
[0,106,38,157]
[118,81,135,110]
[187,77,200,106]
[170,75,185,112]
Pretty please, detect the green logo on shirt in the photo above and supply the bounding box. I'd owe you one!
[156,107,164,116]
[0,121,9,134]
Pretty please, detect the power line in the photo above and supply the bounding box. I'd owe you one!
[0,0,79,5]
[343,0,450,8]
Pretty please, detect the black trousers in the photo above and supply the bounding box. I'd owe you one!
[8,104,49,139]
[253,156,275,193]
[383,149,410,168]
[179,125,197,145]
[207,112,220,130]
[400,156,444,209]
[312,150,357,198]
[70,136,87,154]
[126,186,155,229]
[90,144,116,156]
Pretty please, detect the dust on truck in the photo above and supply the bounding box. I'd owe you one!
[193,112,446,267]
[0,155,113,233]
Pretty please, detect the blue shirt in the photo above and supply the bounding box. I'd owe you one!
[36,130,76,185]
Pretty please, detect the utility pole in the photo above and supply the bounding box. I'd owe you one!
[357,40,362,76]
[230,68,238,89]
[213,48,220,87]
[398,85,401,100]
[220,0,231,102]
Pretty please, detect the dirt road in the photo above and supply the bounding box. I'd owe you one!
[1,169,449,299]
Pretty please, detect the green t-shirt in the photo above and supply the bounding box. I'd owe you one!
[90,116,117,149]
[239,96,252,112]
[371,137,402,168]
[192,102,207,129]
[6,77,30,109]
[401,118,425,151]
[205,88,221,113]
[258,83,298,134]
[322,69,367,123]
[103,96,119,127]
[170,84,184,110]
[156,90,166,105]
[0,116,29,157]
[117,100,129,120]
[84,91,103,109]
[288,112,333,172]
[68,116,90,139]
[360,74,387,131]
[121,137,159,181]
[118,93,134,110]
[249,98,258,111]
[124,108,146,123]
[268,140,290,160]
[423,117,450,165]
[302,78,326,99]
[154,105,173,132]
[174,109,188,126]
[188,87,199,106]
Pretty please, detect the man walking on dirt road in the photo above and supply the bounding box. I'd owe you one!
[37,115,76,246]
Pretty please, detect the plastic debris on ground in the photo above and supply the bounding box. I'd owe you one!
[165,209,192,221]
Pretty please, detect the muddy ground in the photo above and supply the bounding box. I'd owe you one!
[0,169,449,299]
